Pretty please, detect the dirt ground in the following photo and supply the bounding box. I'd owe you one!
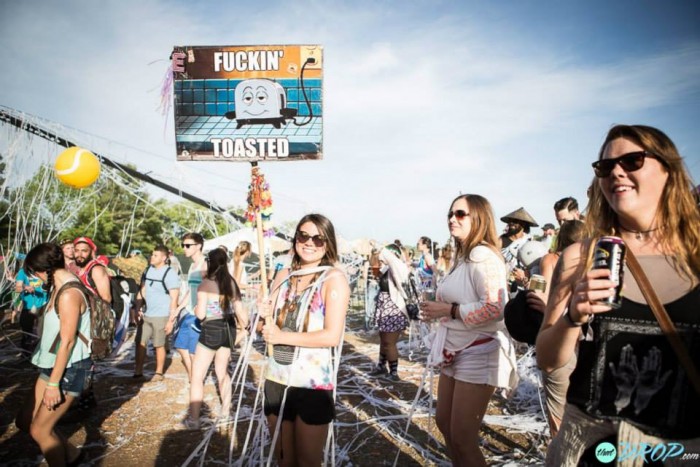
[0,304,548,466]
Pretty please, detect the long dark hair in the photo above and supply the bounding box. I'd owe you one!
[24,243,65,292]
[206,248,241,317]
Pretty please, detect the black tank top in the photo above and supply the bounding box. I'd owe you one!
[567,286,700,438]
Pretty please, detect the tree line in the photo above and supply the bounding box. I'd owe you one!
[0,156,243,257]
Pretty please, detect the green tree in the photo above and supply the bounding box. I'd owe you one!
[61,172,166,255]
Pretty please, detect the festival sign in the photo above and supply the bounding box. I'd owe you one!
[172,45,323,162]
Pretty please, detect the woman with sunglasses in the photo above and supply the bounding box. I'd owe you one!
[259,213,350,466]
[179,247,248,429]
[15,243,90,466]
[171,232,207,381]
[367,244,411,381]
[537,125,700,464]
[420,195,517,466]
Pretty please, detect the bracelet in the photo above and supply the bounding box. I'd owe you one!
[450,303,459,320]
[563,308,589,327]
[47,382,60,388]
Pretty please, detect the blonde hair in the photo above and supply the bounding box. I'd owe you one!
[586,125,700,279]
[233,241,251,282]
[449,194,502,267]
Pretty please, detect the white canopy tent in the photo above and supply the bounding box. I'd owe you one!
[203,228,292,255]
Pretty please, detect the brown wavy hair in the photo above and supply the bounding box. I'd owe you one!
[449,194,502,268]
[586,124,700,279]
[290,213,339,270]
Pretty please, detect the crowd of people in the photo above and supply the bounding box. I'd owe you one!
[4,124,700,465]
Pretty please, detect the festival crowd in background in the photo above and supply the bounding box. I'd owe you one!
[2,124,700,466]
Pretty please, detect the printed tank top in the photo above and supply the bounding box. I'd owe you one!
[567,286,700,438]
[265,273,334,390]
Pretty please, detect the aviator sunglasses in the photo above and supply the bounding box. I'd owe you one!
[447,209,470,220]
[295,231,327,247]
[591,151,667,178]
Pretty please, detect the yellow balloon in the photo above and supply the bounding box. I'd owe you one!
[54,147,101,189]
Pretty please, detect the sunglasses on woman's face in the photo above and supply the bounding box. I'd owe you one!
[591,151,666,178]
[295,231,327,247]
[447,210,470,220]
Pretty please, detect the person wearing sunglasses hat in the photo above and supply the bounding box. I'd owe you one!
[258,213,350,466]
[171,232,207,381]
[538,125,700,464]
[420,194,517,466]
[499,207,539,296]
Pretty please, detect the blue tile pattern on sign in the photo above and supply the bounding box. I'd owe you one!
[175,116,322,140]
[174,78,322,118]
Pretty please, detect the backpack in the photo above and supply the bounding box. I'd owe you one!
[84,261,125,318]
[140,265,173,296]
[108,275,138,320]
[53,281,116,360]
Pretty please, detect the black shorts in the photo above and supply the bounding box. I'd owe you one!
[197,319,235,351]
[264,380,335,425]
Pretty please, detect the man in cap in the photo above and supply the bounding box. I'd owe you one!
[73,236,112,304]
[500,207,539,295]
[541,223,556,251]
[72,236,111,412]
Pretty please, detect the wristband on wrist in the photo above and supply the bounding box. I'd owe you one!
[450,303,459,320]
[563,308,588,327]
[47,382,60,388]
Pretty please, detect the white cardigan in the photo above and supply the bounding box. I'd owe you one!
[436,245,510,351]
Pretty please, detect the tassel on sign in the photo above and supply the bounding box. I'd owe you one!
[244,167,275,237]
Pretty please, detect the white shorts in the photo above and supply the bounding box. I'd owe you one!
[441,339,516,389]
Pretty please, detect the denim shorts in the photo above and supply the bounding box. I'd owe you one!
[173,313,200,354]
[39,358,93,397]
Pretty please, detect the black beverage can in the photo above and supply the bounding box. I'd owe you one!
[591,236,625,308]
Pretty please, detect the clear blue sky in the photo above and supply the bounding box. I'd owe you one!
[1,0,698,245]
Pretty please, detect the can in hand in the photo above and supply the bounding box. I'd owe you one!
[591,236,625,309]
[421,287,436,302]
[528,274,547,293]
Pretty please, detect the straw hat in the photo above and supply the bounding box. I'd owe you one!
[500,207,539,227]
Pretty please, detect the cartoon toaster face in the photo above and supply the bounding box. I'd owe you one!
[225,79,297,129]
[235,79,286,120]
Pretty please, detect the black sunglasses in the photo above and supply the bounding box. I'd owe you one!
[182,243,199,248]
[295,231,327,247]
[447,210,470,220]
[592,151,667,178]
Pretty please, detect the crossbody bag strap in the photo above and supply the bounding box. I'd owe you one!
[625,248,700,396]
